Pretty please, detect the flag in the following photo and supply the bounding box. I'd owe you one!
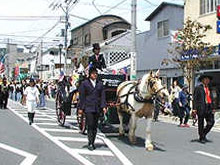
[119,67,127,75]
[112,69,117,75]
[0,56,5,74]
[59,70,65,81]
[14,65,19,77]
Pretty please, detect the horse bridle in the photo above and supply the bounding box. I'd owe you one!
[148,79,165,97]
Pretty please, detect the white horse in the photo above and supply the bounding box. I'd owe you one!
[116,70,170,151]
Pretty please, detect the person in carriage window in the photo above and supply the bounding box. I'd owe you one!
[78,67,107,151]
[88,43,106,71]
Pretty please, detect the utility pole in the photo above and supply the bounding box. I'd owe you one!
[6,38,10,78]
[64,1,69,74]
[40,40,43,79]
[49,0,78,74]
[130,0,137,80]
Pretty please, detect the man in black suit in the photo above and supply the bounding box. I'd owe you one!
[88,43,106,71]
[78,67,107,150]
[193,74,215,143]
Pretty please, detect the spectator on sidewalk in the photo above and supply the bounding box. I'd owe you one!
[0,85,3,109]
[2,77,9,109]
[179,85,190,127]
[193,74,215,143]
[170,80,181,118]
[23,79,40,125]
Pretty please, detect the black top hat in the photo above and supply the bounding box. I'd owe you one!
[198,74,212,82]
[92,43,100,50]
[89,67,98,76]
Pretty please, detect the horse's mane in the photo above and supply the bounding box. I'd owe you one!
[138,73,150,95]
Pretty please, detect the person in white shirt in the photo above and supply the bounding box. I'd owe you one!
[23,79,40,125]
[170,80,181,118]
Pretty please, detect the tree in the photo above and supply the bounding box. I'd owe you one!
[167,18,215,92]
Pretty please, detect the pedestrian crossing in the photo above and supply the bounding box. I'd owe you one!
[8,100,132,165]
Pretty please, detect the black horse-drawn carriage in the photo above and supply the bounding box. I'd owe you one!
[55,74,126,132]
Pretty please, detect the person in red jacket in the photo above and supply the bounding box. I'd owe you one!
[193,74,215,143]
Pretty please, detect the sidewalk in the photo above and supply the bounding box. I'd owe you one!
[158,111,220,132]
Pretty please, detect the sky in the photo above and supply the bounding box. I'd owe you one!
[0,0,184,50]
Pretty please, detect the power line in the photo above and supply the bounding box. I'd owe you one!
[2,28,54,35]
[103,0,128,14]
[79,2,129,11]
[0,16,60,21]
[143,0,157,7]
[92,0,102,15]
[30,20,61,44]
[0,34,62,39]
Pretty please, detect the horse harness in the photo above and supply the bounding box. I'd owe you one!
[117,80,166,112]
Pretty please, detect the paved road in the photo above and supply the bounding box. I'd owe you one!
[1,99,220,165]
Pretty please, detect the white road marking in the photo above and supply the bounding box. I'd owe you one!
[43,128,79,133]
[9,102,133,165]
[195,151,220,160]
[71,149,114,156]
[97,133,133,165]
[35,123,58,126]
[55,137,104,144]
[65,119,77,122]
[8,106,96,165]
[0,142,37,165]
[34,118,53,121]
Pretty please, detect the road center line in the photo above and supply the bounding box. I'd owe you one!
[194,151,220,160]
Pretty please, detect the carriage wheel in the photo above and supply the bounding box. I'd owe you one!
[56,99,66,126]
[77,110,86,134]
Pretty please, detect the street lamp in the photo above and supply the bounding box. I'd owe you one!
[59,44,63,74]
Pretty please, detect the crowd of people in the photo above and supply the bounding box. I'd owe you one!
[0,43,216,150]
[153,74,215,144]
[153,80,191,128]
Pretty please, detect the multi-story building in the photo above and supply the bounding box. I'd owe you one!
[185,0,220,108]
[69,14,131,60]
[137,2,184,87]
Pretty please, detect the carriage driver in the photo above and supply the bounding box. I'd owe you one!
[88,43,106,71]
[78,67,107,150]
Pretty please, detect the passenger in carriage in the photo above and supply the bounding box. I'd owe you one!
[78,67,107,151]
[88,43,106,71]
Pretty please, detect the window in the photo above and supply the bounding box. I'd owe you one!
[84,33,91,46]
[72,37,78,45]
[111,30,125,37]
[157,20,169,38]
[200,0,220,15]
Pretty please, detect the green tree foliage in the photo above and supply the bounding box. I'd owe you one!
[167,18,214,91]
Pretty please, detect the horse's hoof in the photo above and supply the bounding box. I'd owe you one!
[129,137,136,144]
[146,144,154,151]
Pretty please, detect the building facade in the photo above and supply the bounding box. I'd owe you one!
[69,14,131,60]
[185,0,220,108]
[136,2,184,87]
